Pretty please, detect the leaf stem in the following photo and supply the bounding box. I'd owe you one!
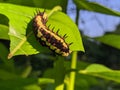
[8,36,27,59]
[69,51,77,90]
[47,6,62,18]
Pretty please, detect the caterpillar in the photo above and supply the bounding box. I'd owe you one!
[33,10,72,56]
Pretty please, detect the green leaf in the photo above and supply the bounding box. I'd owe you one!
[0,3,41,58]
[79,64,120,83]
[0,78,41,90]
[0,3,84,58]
[75,74,99,90]
[0,24,9,40]
[74,0,120,17]
[0,43,14,71]
[43,57,65,89]
[0,69,19,80]
[95,34,120,49]
[64,61,99,90]
[38,78,55,89]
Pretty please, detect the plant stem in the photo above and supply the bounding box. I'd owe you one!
[47,6,62,18]
[68,8,79,90]
[69,51,77,90]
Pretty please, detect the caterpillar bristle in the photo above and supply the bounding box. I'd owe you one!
[48,24,51,28]
[63,34,68,38]
[69,42,73,46]
[52,27,55,31]
[56,29,60,34]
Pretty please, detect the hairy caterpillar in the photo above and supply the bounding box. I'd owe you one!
[33,10,72,56]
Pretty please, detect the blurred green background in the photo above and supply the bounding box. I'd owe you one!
[0,0,120,90]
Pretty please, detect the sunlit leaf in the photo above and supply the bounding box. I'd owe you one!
[0,3,84,58]
[95,34,120,49]
[79,64,120,83]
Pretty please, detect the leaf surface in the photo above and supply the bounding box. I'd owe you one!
[0,3,84,58]
[79,64,120,83]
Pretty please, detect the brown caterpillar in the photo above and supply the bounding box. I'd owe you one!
[33,10,72,56]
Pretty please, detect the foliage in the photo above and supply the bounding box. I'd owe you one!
[0,0,120,90]
[0,3,84,58]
